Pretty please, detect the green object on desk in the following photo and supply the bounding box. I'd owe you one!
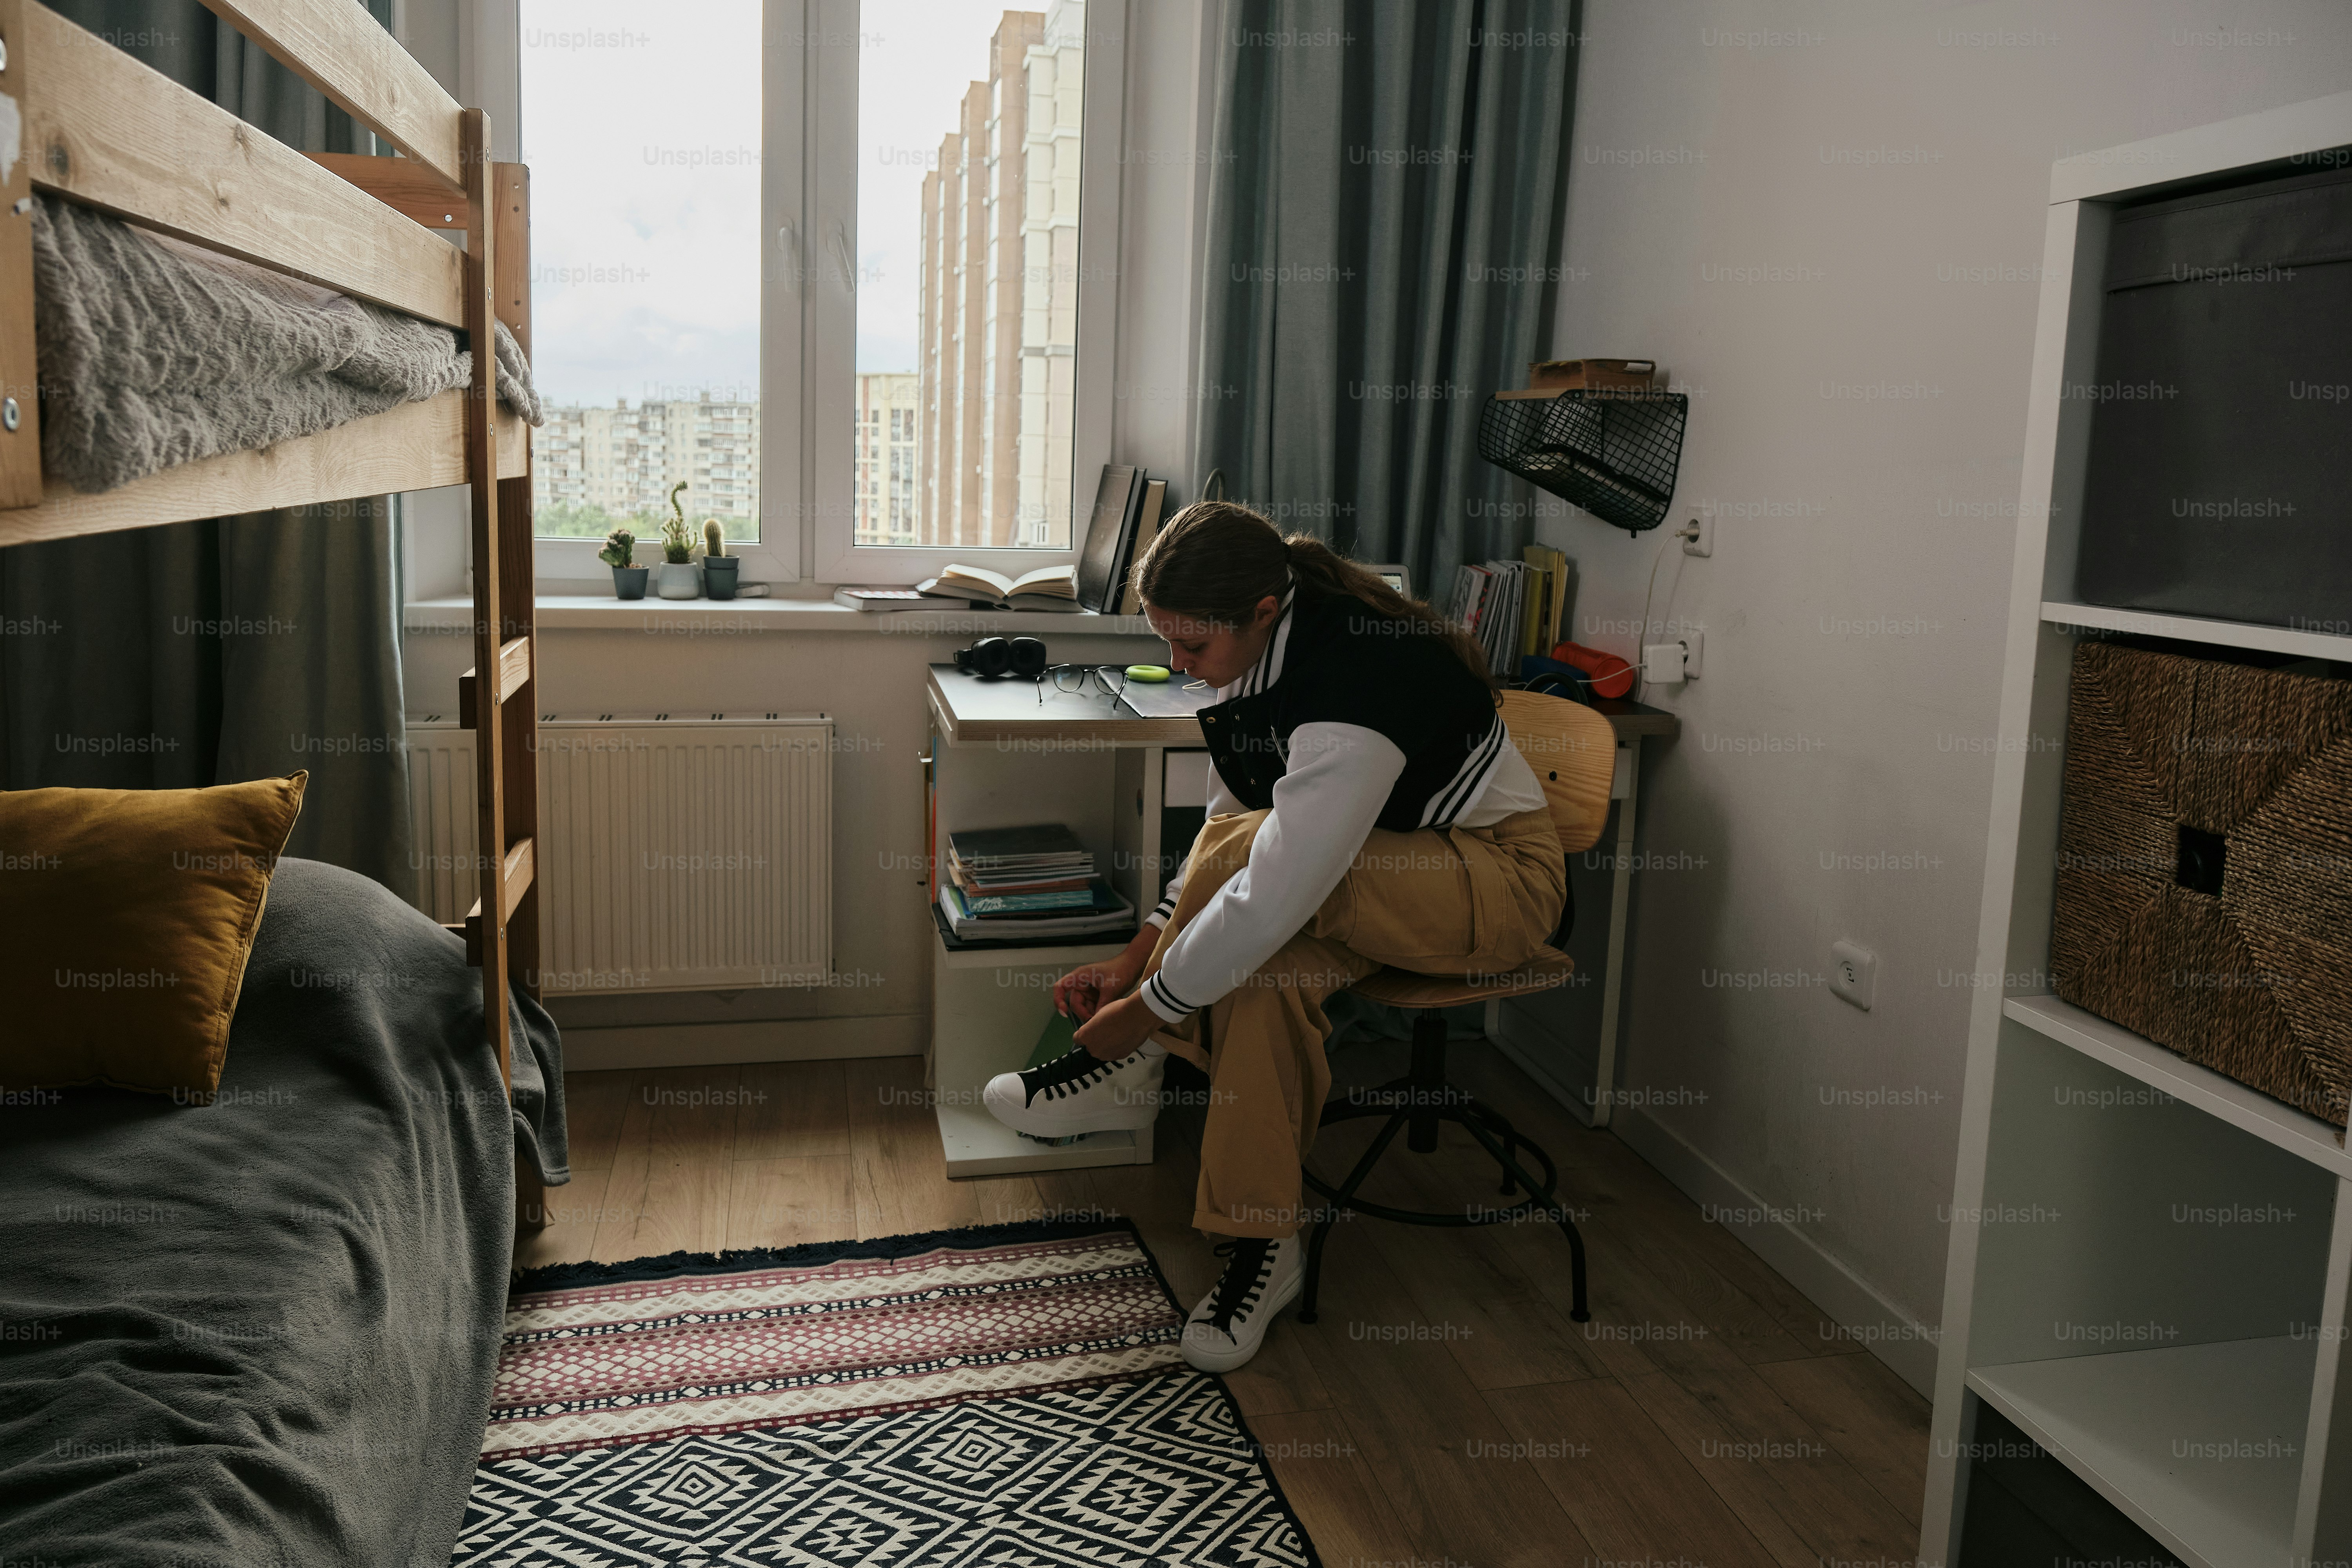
[1125,664,1171,682]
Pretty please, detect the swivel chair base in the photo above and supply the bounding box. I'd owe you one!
[1296,960,1592,1326]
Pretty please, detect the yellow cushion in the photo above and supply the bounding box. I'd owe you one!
[0,774,308,1101]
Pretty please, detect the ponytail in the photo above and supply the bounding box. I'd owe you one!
[1134,501,1494,686]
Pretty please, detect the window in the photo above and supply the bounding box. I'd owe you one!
[799,0,1123,583]
[519,2,780,581]
[517,0,1122,587]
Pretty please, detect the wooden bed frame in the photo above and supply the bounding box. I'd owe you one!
[0,0,545,1209]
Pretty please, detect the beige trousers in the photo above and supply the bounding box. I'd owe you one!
[1138,805,1566,1238]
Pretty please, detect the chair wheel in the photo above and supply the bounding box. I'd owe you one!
[1297,1308,1318,1326]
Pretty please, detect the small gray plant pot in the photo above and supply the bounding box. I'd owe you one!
[655,562,702,600]
[611,565,650,601]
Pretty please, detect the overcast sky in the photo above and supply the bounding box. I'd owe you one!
[519,1,1033,408]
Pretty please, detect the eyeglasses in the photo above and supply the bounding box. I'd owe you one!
[1036,664,1129,704]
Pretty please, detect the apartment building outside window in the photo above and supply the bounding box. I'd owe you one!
[853,373,920,545]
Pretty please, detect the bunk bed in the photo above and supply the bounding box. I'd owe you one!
[0,0,540,1078]
[0,0,555,1559]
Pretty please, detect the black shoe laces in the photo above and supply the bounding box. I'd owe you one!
[1020,1045,1124,1105]
[1198,1238,1275,1334]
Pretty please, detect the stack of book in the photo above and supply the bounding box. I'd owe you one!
[1450,559,1525,675]
[1448,548,1575,676]
[937,823,1136,942]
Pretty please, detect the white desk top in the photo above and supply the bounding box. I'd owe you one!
[926,664,1204,746]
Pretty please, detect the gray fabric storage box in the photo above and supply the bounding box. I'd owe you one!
[2075,163,2352,632]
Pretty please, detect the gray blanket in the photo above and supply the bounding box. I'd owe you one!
[0,858,568,1567]
[31,195,546,494]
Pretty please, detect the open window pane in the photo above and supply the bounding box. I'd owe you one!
[520,1,764,545]
[854,2,1085,550]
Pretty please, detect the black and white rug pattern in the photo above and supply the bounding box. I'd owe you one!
[456,1368,1318,1566]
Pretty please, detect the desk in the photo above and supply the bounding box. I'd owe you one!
[922,664,1677,1175]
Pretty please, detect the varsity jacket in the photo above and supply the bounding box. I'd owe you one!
[1138,582,1546,1024]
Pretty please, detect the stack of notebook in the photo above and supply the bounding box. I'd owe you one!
[938,823,1136,942]
[1450,558,1553,677]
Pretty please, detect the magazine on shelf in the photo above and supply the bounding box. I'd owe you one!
[938,878,1136,941]
[946,849,1094,897]
[946,823,1093,872]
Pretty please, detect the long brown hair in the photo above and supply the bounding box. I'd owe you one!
[1132,501,1492,685]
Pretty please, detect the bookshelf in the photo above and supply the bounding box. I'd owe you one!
[922,663,1201,1176]
[1919,91,2352,1568]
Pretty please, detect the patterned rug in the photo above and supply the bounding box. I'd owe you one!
[453,1218,1322,1566]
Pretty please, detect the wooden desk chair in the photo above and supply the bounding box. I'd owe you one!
[1297,688,1619,1327]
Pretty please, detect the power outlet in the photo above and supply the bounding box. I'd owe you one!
[1641,631,1704,684]
[1830,940,1877,1011]
[1682,514,1713,557]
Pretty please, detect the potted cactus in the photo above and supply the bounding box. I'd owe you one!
[654,481,700,599]
[700,518,740,600]
[599,528,647,600]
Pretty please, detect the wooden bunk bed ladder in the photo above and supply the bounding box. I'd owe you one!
[452,112,539,1092]
[451,119,545,1228]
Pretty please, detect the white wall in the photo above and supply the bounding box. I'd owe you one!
[1545,0,2352,1380]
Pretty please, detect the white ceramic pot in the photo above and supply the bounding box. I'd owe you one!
[655,562,702,600]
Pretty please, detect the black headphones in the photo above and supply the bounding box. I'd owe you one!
[954,636,1049,680]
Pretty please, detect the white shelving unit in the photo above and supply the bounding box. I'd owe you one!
[1969,1337,2313,1568]
[1922,91,2352,1568]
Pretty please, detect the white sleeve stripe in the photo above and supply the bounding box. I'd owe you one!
[1426,719,1491,824]
[1424,716,1507,828]
[1144,973,1197,1018]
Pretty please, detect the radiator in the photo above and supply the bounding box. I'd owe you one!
[405,713,833,994]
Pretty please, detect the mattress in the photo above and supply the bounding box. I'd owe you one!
[29,194,545,495]
[0,857,568,1567]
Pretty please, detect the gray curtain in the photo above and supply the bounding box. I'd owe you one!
[0,0,412,892]
[1192,0,1581,584]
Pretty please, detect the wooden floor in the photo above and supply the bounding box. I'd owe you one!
[521,1039,1931,1568]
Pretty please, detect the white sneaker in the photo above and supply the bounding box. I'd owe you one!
[1180,1235,1303,1373]
[982,1041,1167,1138]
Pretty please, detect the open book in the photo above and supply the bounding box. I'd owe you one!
[915,562,1082,611]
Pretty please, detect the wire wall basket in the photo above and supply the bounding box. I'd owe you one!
[1477,390,1689,534]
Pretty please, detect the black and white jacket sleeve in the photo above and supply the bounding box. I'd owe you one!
[1138,723,1405,1024]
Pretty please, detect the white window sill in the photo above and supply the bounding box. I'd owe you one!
[402,593,1163,638]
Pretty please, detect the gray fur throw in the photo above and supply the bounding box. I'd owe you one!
[31,194,544,494]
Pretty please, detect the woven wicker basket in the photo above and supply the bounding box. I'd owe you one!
[2052,641,2352,1125]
